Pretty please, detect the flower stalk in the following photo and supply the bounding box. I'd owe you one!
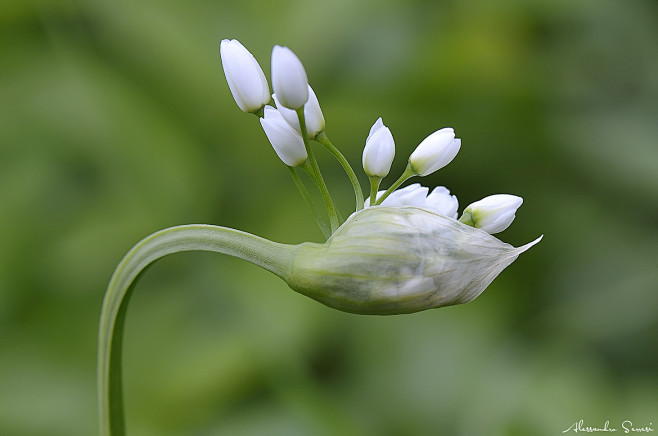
[297,108,341,232]
[288,166,331,238]
[373,163,415,205]
[314,131,364,211]
[98,225,297,436]
[100,36,544,436]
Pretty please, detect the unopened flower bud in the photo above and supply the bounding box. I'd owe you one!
[362,118,395,178]
[459,194,523,234]
[220,39,270,113]
[273,85,325,138]
[409,128,461,176]
[364,183,426,208]
[365,183,459,219]
[287,207,542,314]
[271,45,309,110]
[260,105,307,167]
[425,186,459,219]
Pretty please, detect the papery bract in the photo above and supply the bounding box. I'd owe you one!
[220,39,270,113]
[288,207,542,314]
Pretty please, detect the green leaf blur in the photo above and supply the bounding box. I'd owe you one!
[1,0,657,435]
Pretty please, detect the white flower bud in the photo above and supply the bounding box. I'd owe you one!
[425,186,459,219]
[362,117,395,177]
[259,105,307,167]
[364,183,459,218]
[381,183,428,207]
[409,128,461,176]
[271,45,309,110]
[287,207,542,314]
[461,194,523,234]
[273,85,325,138]
[219,39,270,113]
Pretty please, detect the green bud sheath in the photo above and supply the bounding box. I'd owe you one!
[287,207,542,315]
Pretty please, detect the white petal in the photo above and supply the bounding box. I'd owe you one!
[382,183,428,207]
[272,85,324,138]
[362,123,395,178]
[260,106,307,166]
[409,129,459,176]
[220,39,270,112]
[271,45,309,110]
[425,186,459,219]
[366,117,384,143]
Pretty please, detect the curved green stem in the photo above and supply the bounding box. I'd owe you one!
[314,131,364,212]
[374,164,416,205]
[296,109,340,233]
[98,225,297,436]
[288,166,330,238]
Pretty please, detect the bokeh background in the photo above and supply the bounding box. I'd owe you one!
[1,0,657,434]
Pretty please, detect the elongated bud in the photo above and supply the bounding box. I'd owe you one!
[259,105,307,167]
[409,128,461,176]
[273,85,325,138]
[459,194,523,234]
[287,207,542,314]
[271,45,309,110]
[362,117,395,177]
[220,39,270,113]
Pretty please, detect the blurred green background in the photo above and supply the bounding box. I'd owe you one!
[1,0,657,435]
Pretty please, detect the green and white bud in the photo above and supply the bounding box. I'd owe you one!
[459,194,523,234]
[287,207,542,314]
[409,128,461,176]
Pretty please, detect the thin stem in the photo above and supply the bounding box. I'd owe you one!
[98,225,297,436]
[252,106,265,118]
[458,211,475,227]
[296,108,340,233]
[288,166,331,239]
[368,176,381,207]
[374,164,416,205]
[314,131,364,212]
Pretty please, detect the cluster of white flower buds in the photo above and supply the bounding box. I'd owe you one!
[220,40,324,168]
[219,38,524,235]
